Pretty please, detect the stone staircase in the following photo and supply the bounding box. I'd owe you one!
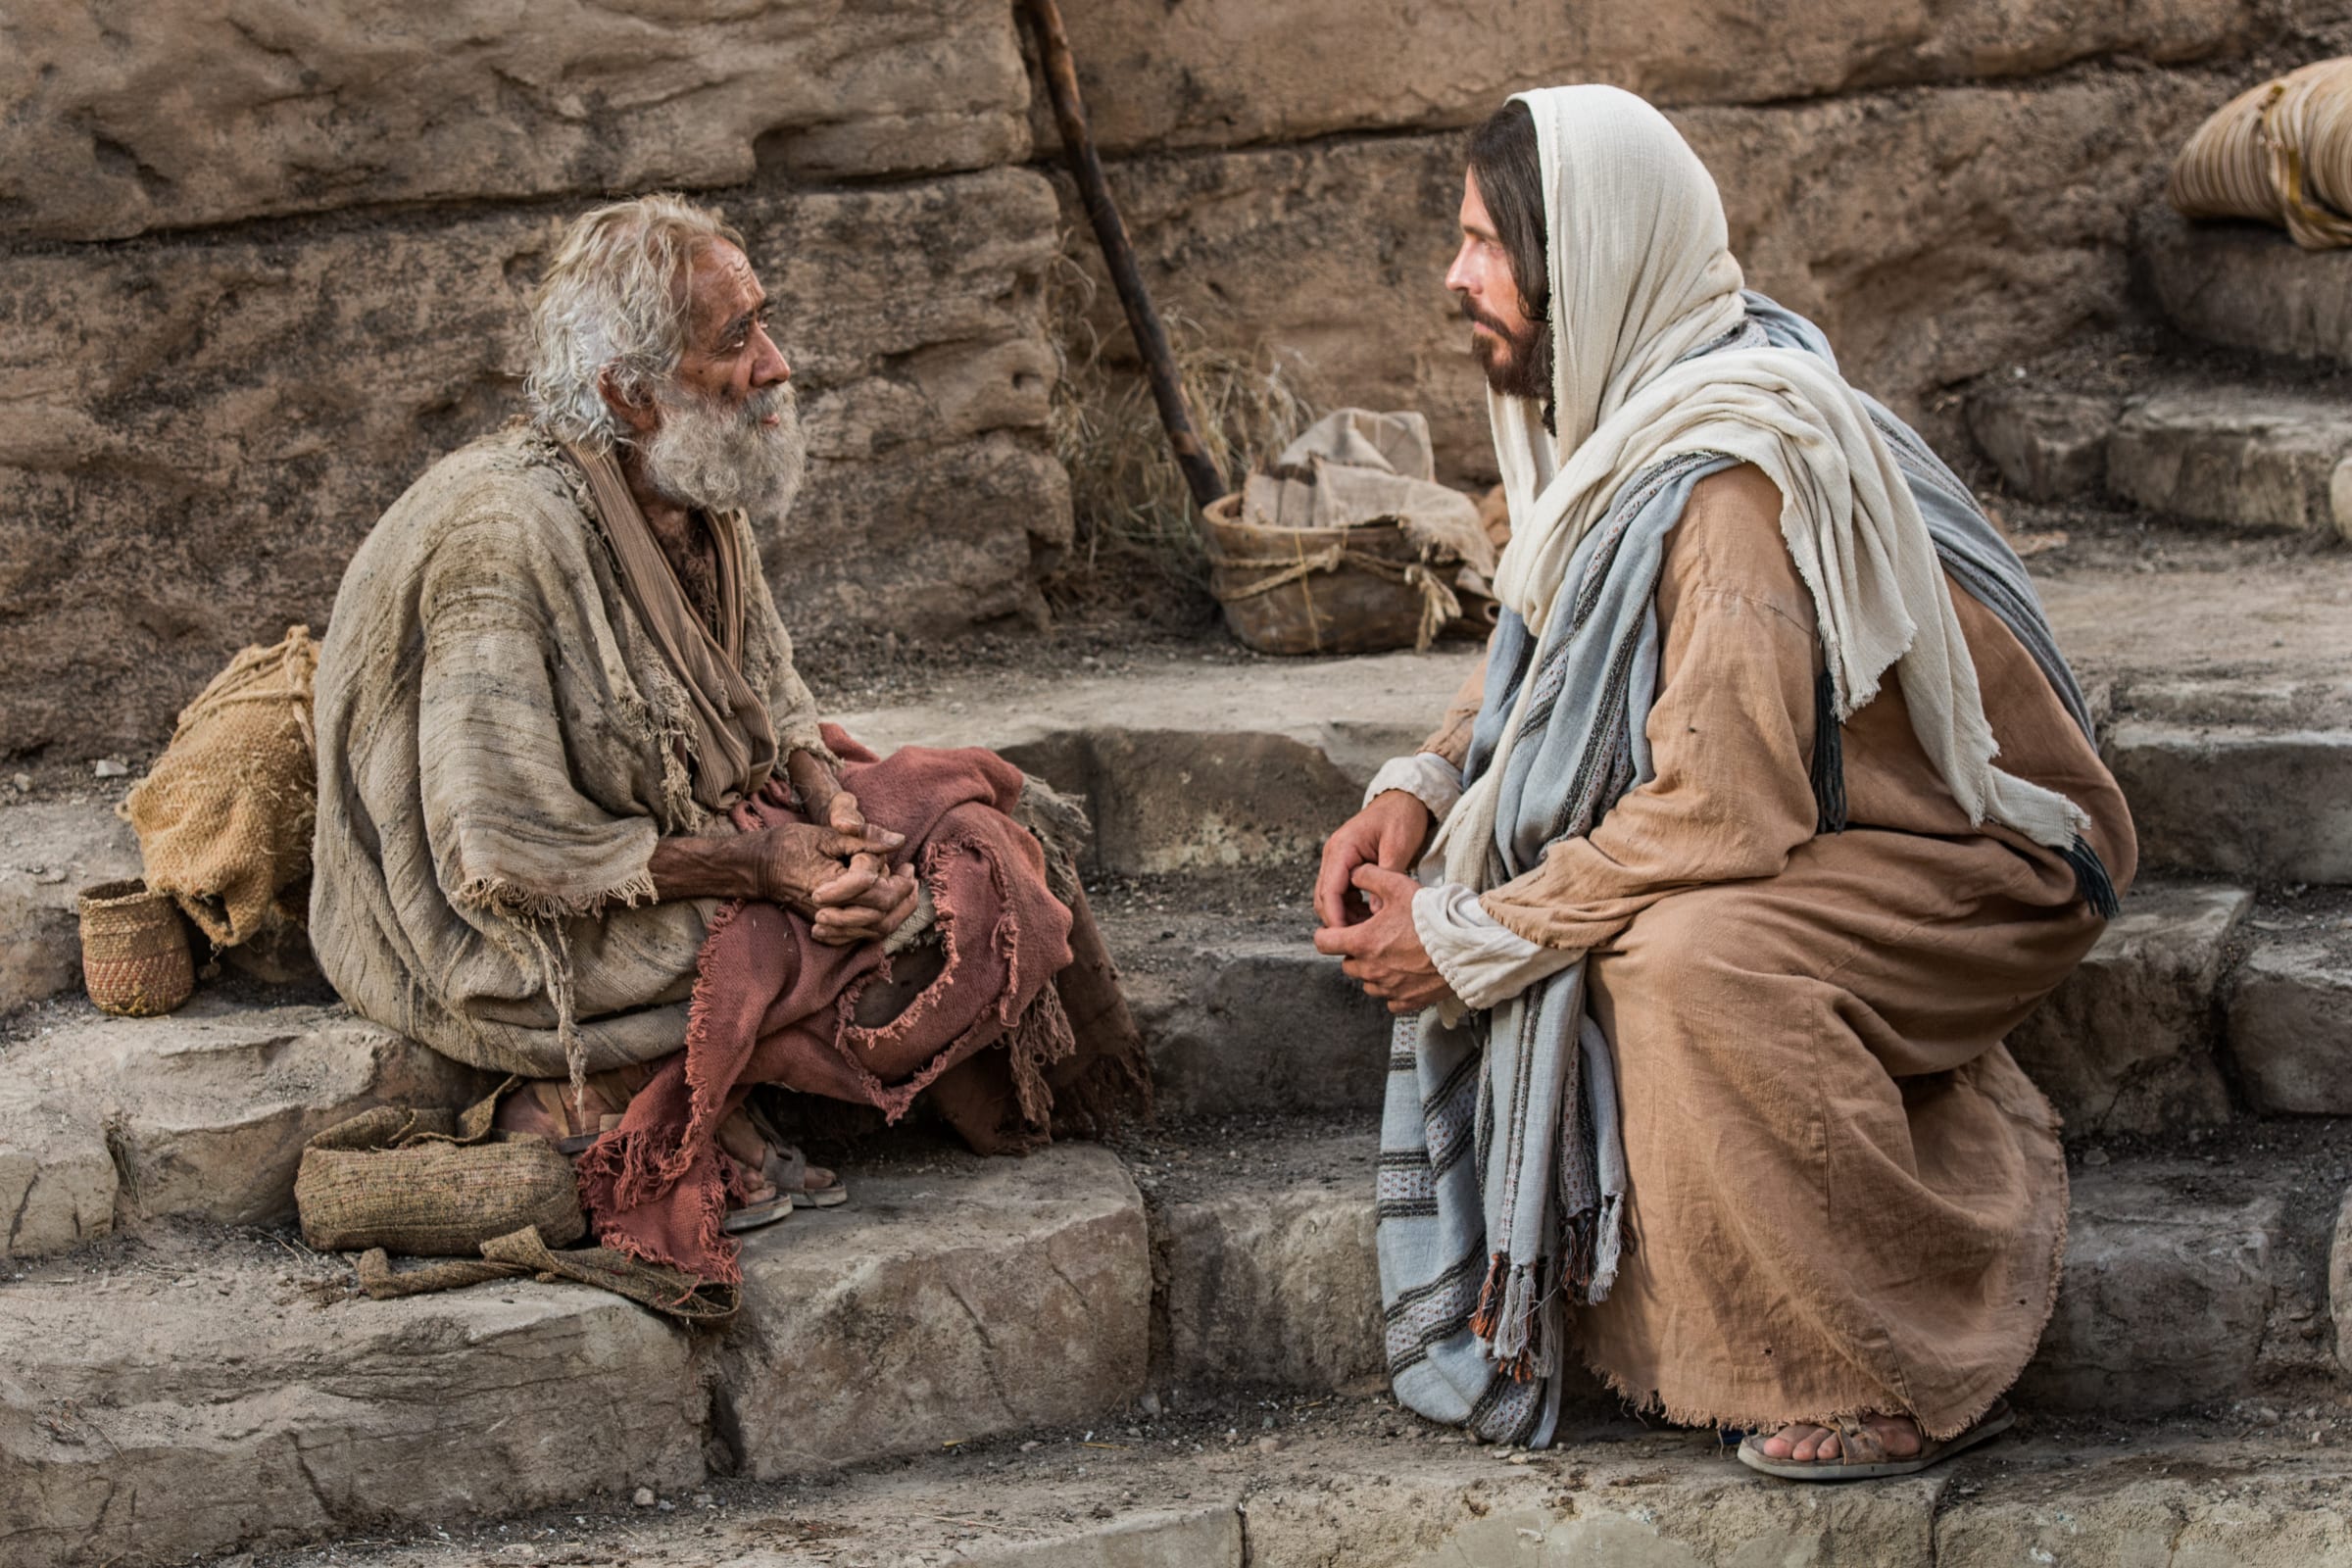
[6,209,2352,1567]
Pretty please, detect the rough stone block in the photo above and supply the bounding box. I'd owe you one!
[2106,388,2352,537]
[1001,729,1362,877]
[967,1507,1245,1568]
[1133,942,1394,1118]
[0,802,141,1012]
[840,650,1477,793]
[1157,1142,1382,1390]
[2005,882,2247,1137]
[1966,384,2118,501]
[1047,0,2257,156]
[1936,1450,2352,1565]
[2334,1187,2352,1379]
[0,1,1029,241]
[2230,934,2352,1114]
[1245,1455,1942,1568]
[0,1258,703,1568]
[0,1101,116,1260]
[1073,74,2227,482]
[2104,721,2352,883]
[0,169,1067,760]
[2139,204,2352,369]
[2022,1169,2280,1413]
[1,998,489,1239]
[713,1145,1150,1477]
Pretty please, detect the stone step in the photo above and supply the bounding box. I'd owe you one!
[0,995,490,1258]
[234,1415,2352,1568]
[0,865,2322,1270]
[837,648,1478,878]
[2104,686,2352,885]
[0,799,139,1013]
[1968,377,2352,539]
[0,1143,1150,1568]
[1136,1115,2345,1420]
[2137,204,2352,370]
[2229,892,2352,1116]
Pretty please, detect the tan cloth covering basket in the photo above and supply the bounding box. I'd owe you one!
[295,1095,587,1257]
[77,877,194,1017]
[124,625,319,951]
[1202,409,1497,656]
[2170,58,2352,249]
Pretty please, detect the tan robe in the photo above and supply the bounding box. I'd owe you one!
[1421,464,2136,1439]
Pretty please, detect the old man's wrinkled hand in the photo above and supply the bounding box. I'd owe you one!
[1313,863,1458,1015]
[748,823,916,945]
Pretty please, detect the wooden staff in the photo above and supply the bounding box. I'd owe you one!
[1018,0,1227,513]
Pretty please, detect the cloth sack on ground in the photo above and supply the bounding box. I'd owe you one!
[1208,409,1496,654]
[2170,58,2352,249]
[124,624,318,950]
[573,725,1087,1287]
[295,1086,586,1255]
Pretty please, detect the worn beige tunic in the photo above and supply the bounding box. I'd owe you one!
[313,427,829,1079]
[1421,464,2136,1437]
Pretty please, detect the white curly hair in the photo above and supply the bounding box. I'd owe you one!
[524,193,747,451]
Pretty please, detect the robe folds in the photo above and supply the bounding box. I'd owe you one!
[1418,463,2135,1438]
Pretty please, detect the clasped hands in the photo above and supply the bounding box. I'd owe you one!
[755,788,922,947]
[1312,788,1460,1015]
[647,760,920,947]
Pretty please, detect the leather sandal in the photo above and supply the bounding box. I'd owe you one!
[1737,1398,2013,1482]
[733,1098,848,1208]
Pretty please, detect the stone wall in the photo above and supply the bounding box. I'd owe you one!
[1052,0,2311,482]
[0,1,1065,760]
[1,1,2334,757]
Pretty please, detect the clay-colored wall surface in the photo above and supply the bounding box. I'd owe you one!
[0,0,2319,758]
[1047,1,2316,484]
[0,2,1064,760]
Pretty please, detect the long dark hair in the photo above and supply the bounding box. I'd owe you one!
[1465,101,1554,426]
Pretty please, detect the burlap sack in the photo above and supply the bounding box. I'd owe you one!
[295,1091,587,1257]
[2170,58,2352,249]
[124,625,318,950]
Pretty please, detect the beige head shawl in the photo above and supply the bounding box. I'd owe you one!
[567,443,778,812]
[1440,85,2087,893]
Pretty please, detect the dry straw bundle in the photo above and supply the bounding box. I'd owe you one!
[2171,58,2352,249]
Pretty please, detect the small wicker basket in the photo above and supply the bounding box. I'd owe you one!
[78,877,195,1017]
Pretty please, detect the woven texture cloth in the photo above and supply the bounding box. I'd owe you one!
[124,625,318,950]
[2170,58,2352,249]
[295,1093,587,1256]
[312,428,830,1086]
[574,727,1079,1286]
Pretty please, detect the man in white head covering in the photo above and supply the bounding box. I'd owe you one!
[1314,88,2133,1477]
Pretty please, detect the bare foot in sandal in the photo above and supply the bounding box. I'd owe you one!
[1754,1413,1922,1463]
[717,1103,846,1208]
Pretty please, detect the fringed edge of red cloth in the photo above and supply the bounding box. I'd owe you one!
[574,727,1075,1286]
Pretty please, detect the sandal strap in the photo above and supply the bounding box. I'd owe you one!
[1831,1414,1889,1465]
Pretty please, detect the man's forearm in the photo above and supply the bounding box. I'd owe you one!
[647,834,762,903]
[784,747,838,813]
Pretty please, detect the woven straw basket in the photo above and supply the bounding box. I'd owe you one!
[1201,493,1459,656]
[296,1104,586,1257]
[78,878,194,1017]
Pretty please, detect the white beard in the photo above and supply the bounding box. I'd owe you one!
[636,380,808,521]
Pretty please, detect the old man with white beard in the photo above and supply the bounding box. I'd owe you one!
[312,196,1145,1243]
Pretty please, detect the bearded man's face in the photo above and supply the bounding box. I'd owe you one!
[634,240,808,518]
[1444,170,1549,402]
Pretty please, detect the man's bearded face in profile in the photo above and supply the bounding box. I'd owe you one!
[640,377,808,521]
[1464,295,1548,402]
